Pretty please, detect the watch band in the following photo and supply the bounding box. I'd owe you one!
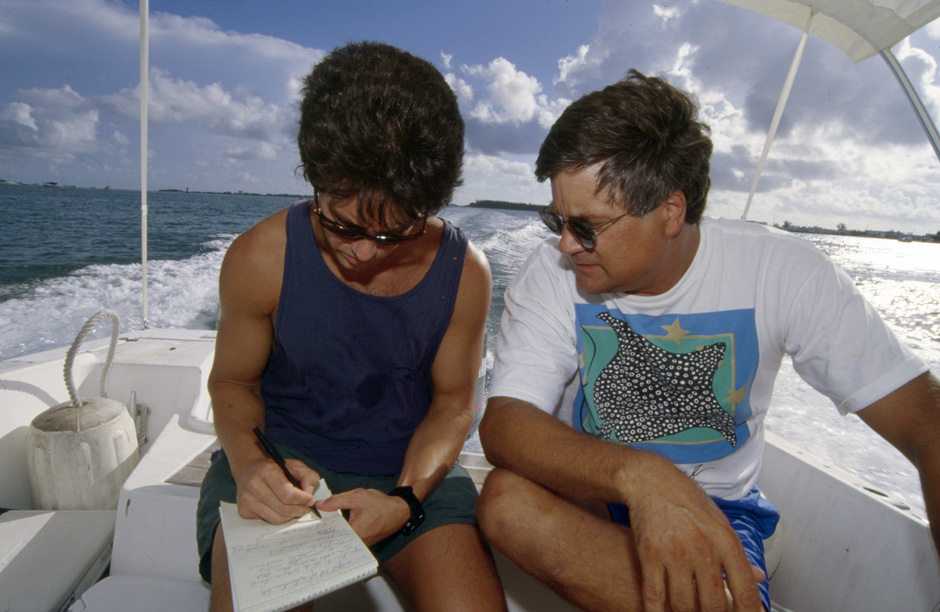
[388,485,425,536]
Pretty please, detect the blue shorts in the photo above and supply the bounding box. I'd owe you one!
[608,487,780,611]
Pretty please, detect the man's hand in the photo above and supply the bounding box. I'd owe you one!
[628,467,765,612]
[234,457,319,524]
[316,488,412,545]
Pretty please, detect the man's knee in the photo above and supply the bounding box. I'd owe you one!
[476,467,528,544]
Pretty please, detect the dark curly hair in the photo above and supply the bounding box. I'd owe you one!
[535,70,712,224]
[298,41,464,222]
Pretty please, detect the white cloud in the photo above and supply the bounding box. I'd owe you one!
[653,4,681,22]
[895,38,940,121]
[464,58,541,123]
[151,12,316,64]
[0,86,99,160]
[223,142,278,163]
[445,73,475,105]
[456,152,548,205]
[100,68,291,142]
[461,58,562,128]
[667,43,700,88]
[465,152,532,178]
[555,44,598,88]
[1,102,37,131]
[0,0,324,192]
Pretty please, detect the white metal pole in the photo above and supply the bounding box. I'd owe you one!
[140,0,149,328]
[880,47,940,164]
[741,11,814,221]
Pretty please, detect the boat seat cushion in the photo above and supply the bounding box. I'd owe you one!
[68,575,210,612]
[0,510,114,612]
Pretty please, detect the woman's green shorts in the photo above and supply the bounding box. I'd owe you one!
[195,445,479,583]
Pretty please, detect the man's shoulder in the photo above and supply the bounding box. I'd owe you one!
[462,238,491,278]
[702,217,824,259]
[233,207,290,248]
[223,207,290,277]
[702,217,785,239]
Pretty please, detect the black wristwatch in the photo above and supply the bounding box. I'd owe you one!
[388,486,425,536]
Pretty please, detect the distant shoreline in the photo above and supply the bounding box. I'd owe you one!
[3,182,937,242]
[772,222,939,243]
[462,200,542,212]
[156,188,305,198]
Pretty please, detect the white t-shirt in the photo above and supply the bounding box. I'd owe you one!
[489,218,927,499]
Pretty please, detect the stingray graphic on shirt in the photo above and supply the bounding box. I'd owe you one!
[591,311,737,447]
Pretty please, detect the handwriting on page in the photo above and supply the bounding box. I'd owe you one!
[231,516,366,599]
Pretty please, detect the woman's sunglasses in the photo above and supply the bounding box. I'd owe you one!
[312,191,427,245]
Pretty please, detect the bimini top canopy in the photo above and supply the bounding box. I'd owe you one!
[720,0,940,63]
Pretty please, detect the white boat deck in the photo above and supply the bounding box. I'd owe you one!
[1,329,938,611]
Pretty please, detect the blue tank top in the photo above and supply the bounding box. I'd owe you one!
[262,200,468,475]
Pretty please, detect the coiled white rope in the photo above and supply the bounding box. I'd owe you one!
[62,310,121,424]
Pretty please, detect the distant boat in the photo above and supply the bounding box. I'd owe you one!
[899,233,914,242]
[42,182,64,188]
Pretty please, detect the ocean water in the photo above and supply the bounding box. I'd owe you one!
[2,185,937,513]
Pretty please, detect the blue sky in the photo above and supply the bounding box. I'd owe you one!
[3,0,940,233]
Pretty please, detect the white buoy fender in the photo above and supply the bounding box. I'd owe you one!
[26,397,140,510]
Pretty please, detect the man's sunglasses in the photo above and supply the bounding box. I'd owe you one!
[539,206,631,250]
[312,191,427,245]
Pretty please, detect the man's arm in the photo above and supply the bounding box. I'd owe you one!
[208,212,318,524]
[318,241,492,544]
[856,371,940,555]
[480,396,765,612]
[398,241,491,496]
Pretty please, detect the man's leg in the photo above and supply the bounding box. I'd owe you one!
[209,525,242,612]
[382,523,507,612]
[208,528,234,612]
[476,467,646,612]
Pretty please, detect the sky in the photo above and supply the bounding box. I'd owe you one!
[2,0,940,234]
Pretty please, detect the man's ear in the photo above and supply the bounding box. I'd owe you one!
[659,190,688,237]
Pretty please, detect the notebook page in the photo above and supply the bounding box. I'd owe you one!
[220,481,377,612]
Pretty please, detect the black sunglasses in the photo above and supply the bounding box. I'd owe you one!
[312,192,427,245]
[539,206,631,249]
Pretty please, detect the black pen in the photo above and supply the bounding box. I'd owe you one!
[252,426,321,518]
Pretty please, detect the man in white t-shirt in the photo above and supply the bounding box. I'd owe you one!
[476,70,940,612]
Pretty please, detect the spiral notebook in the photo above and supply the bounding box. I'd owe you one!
[219,480,378,612]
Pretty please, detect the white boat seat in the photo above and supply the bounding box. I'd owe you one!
[0,509,114,612]
[68,575,209,612]
[107,413,217,582]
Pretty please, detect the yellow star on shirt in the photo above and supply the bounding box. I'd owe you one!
[661,318,691,345]
[725,385,747,407]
